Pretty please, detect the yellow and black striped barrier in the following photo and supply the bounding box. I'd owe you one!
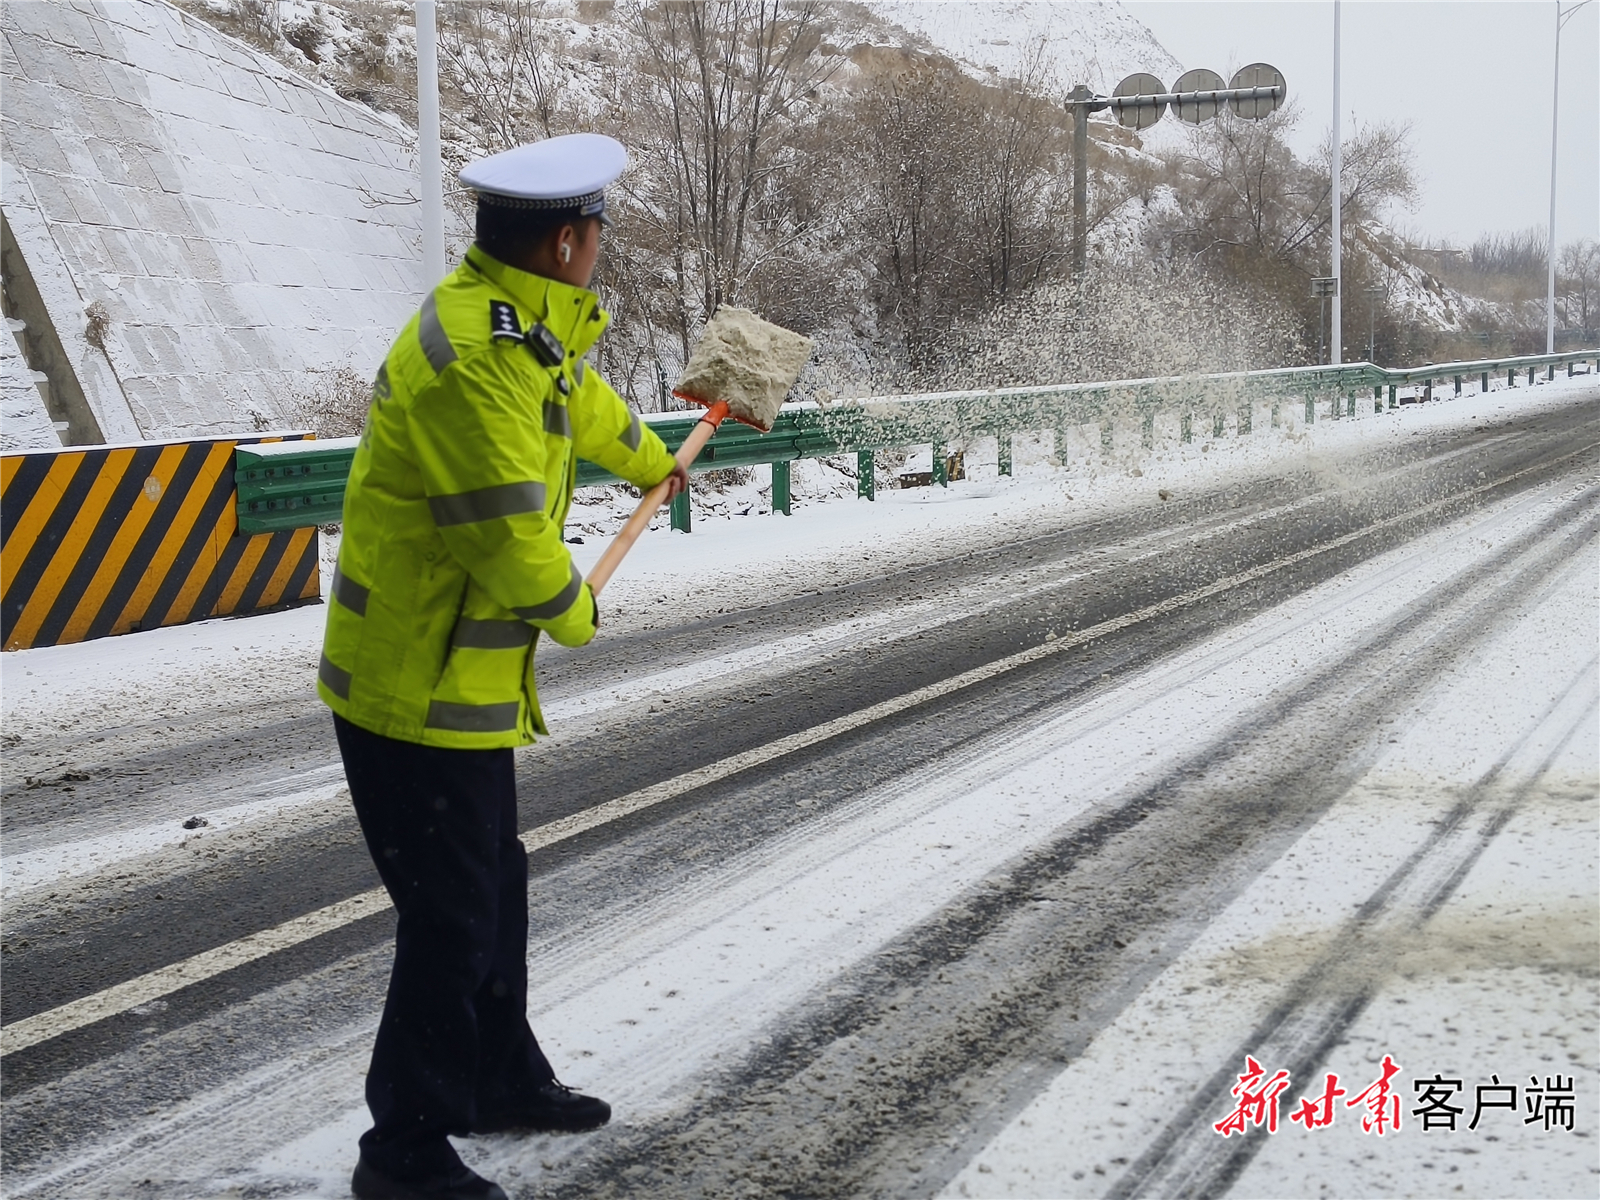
[1,434,320,651]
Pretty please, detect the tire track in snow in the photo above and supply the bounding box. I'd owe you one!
[1104,662,1599,1200]
[543,489,1600,1200]
[3,466,1594,1197]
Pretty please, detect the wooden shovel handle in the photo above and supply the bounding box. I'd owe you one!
[587,401,729,596]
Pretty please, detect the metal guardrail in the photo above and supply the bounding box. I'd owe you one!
[235,349,1599,534]
[237,436,358,533]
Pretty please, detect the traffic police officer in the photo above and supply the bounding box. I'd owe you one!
[319,133,688,1200]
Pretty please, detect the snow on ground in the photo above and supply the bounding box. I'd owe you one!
[941,495,1599,1198]
[2,375,1594,1199]
[3,371,1592,749]
[0,767,347,898]
[274,452,1594,1199]
[16,379,1592,1200]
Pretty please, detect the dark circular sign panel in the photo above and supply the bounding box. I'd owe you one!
[1113,72,1167,130]
[1229,63,1286,119]
[1171,67,1225,123]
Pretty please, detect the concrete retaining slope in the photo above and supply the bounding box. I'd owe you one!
[2,313,59,450]
[0,0,424,442]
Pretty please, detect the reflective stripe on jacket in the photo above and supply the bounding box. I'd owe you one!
[317,247,677,749]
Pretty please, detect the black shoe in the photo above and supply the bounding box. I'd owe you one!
[351,1158,508,1200]
[471,1079,612,1134]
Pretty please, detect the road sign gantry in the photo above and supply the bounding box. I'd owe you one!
[1066,64,1288,277]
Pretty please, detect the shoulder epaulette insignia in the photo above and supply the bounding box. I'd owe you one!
[489,300,523,341]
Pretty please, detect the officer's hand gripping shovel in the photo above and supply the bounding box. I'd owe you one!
[586,308,811,596]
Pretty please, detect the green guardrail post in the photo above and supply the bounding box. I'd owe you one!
[997,432,1013,476]
[1568,362,1574,377]
[1546,364,1554,382]
[1211,411,1225,438]
[1237,405,1251,435]
[772,459,791,514]
[1454,375,1462,396]
[933,439,948,487]
[1528,366,1535,385]
[1389,384,1398,409]
[1304,395,1315,424]
[1142,411,1155,449]
[1345,392,1355,417]
[857,448,875,500]
[1100,420,1114,456]
[1424,380,1433,403]
[1481,371,1489,393]
[1182,412,1194,442]
[1271,402,1281,428]
[1509,368,1516,388]
[670,488,691,533]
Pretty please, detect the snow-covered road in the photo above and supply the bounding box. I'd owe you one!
[2,380,1596,1199]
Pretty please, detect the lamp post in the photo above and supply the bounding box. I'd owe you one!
[1547,1,1594,353]
[415,1,446,291]
[1330,0,1343,365]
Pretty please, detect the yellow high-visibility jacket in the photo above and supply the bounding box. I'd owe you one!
[317,246,677,749]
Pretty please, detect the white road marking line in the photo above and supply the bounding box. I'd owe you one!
[3,454,1590,1059]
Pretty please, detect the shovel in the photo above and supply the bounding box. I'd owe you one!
[586,307,811,594]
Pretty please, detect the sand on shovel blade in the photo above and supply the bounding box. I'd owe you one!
[675,306,812,431]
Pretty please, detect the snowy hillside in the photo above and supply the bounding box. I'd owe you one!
[871,0,1179,91]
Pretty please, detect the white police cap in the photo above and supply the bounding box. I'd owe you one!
[459,133,626,224]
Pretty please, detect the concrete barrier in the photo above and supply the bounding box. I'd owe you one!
[1,433,319,650]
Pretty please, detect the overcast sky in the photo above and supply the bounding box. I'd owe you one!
[1123,1,1599,248]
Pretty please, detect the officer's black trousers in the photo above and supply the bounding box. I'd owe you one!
[334,715,555,1178]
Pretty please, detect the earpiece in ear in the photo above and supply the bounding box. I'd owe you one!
[560,244,572,265]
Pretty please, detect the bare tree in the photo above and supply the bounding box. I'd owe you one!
[622,0,848,359]
[1150,110,1417,361]
[965,44,1069,301]
[1559,238,1599,333]
[1156,106,1319,272]
[841,58,973,354]
[438,0,566,151]
[831,46,1070,377]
